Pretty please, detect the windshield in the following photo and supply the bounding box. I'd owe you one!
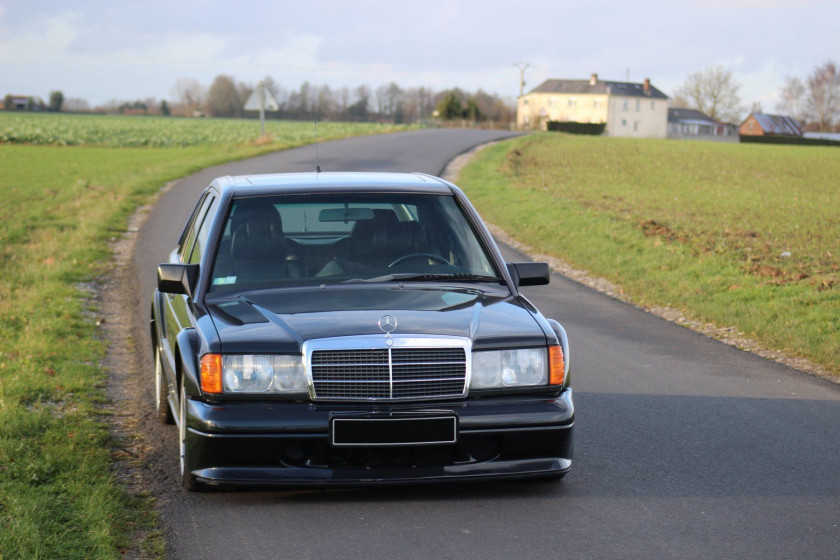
[209,192,500,293]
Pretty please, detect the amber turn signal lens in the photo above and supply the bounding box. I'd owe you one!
[200,354,223,394]
[548,345,565,386]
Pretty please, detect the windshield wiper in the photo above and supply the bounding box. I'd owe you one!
[357,273,503,283]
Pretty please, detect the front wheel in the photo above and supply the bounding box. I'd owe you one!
[179,383,202,492]
[155,350,174,425]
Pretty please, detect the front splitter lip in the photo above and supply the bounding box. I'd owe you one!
[193,458,572,488]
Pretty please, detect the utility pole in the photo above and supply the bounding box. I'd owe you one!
[513,62,532,97]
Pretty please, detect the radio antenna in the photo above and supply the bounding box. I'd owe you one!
[314,121,321,173]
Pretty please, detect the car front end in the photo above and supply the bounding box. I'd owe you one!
[153,172,575,490]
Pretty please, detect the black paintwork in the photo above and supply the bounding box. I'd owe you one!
[150,172,574,489]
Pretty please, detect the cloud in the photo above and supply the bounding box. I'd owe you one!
[2,1,838,106]
[0,12,82,64]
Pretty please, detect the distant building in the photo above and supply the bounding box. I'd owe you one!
[739,113,802,137]
[667,108,738,142]
[516,74,669,138]
[2,94,46,111]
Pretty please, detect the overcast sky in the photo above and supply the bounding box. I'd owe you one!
[1,0,838,110]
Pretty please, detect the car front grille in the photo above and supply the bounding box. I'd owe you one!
[309,344,468,401]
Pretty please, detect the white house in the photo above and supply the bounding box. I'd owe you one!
[516,74,669,138]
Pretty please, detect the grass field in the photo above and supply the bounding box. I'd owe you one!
[458,133,839,376]
[0,114,412,559]
[0,112,411,147]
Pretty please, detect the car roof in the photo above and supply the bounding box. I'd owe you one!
[213,172,456,197]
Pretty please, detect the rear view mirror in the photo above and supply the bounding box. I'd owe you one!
[158,264,200,297]
[319,207,375,223]
[507,262,550,287]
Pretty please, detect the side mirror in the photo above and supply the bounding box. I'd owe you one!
[507,262,550,287]
[158,264,200,297]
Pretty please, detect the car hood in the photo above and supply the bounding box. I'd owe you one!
[207,285,547,353]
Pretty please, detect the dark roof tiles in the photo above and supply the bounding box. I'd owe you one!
[749,113,802,136]
[668,107,716,123]
[530,79,669,99]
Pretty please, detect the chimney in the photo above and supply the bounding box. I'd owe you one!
[643,77,651,95]
[590,73,598,86]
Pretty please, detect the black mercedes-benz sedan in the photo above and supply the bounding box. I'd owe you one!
[150,172,574,490]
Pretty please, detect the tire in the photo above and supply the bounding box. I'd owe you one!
[179,383,202,492]
[155,350,175,425]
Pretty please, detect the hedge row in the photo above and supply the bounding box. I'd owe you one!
[740,135,840,147]
[546,121,606,135]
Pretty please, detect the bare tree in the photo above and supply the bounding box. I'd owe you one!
[63,98,90,112]
[805,60,840,132]
[173,78,205,116]
[206,75,243,117]
[375,82,402,119]
[262,76,286,113]
[674,65,743,123]
[775,76,806,121]
[338,86,351,115]
[314,85,335,120]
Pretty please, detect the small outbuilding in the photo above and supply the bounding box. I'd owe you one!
[739,113,802,137]
[2,94,46,111]
[667,108,738,142]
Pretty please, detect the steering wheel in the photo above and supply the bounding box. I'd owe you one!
[388,253,450,268]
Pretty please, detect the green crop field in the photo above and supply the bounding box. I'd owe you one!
[0,115,412,559]
[0,111,411,147]
[458,133,839,377]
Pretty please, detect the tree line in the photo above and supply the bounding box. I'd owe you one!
[172,75,514,125]
[3,77,514,126]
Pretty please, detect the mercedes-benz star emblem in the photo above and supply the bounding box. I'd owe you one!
[378,314,397,334]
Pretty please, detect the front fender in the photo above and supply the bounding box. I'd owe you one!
[176,328,202,396]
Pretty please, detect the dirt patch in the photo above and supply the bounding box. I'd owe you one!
[100,184,180,559]
[640,219,685,243]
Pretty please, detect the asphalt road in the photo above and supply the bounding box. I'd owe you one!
[128,129,840,559]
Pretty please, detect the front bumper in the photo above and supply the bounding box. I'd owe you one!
[184,389,574,486]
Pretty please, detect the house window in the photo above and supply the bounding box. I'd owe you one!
[633,121,639,131]
[651,100,655,110]
[621,119,627,126]
[622,99,628,111]
[568,98,577,108]
[636,99,640,111]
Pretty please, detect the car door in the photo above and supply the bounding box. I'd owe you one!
[160,192,217,380]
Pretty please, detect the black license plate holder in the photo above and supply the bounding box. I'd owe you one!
[330,416,457,447]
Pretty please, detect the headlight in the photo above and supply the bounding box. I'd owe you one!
[222,354,307,394]
[470,348,548,389]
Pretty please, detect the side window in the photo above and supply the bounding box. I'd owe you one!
[178,193,208,259]
[188,197,218,264]
[179,194,215,263]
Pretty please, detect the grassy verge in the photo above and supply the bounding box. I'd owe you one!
[457,133,839,376]
[0,145,269,558]
[0,117,411,558]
